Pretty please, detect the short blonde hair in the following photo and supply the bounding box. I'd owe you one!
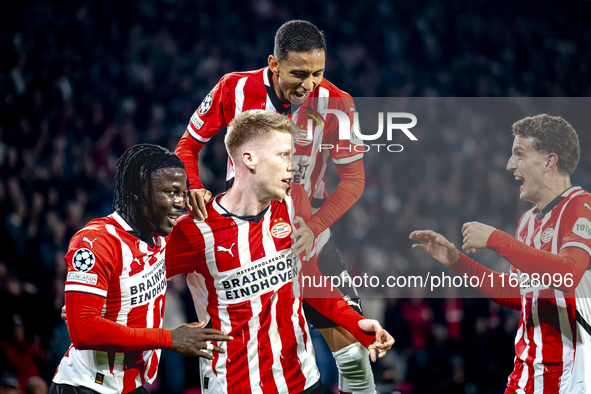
[225,110,298,160]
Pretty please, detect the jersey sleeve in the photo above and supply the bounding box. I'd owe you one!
[325,94,364,166]
[303,94,366,237]
[64,227,117,298]
[487,229,590,293]
[558,195,591,258]
[175,74,237,189]
[165,218,206,278]
[450,254,522,310]
[65,226,173,351]
[306,160,365,238]
[66,291,172,351]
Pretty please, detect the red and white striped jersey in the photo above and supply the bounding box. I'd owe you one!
[178,67,363,251]
[508,186,591,394]
[166,195,320,393]
[183,67,362,194]
[53,212,169,394]
[187,67,363,192]
[165,191,371,394]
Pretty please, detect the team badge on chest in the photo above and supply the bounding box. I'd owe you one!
[541,227,554,243]
[271,221,292,239]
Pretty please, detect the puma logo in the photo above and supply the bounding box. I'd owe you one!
[584,203,591,212]
[216,243,235,258]
[83,237,98,249]
[344,296,363,313]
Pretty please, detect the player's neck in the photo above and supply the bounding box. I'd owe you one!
[535,176,572,211]
[220,184,272,217]
[120,210,155,244]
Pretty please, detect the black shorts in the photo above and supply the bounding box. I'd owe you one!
[303,236,363,329]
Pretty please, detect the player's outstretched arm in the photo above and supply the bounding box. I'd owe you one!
[185,188,212,221]
[358,319,395,362]
[170,322,233,359]
[65,293,233,356]
[409,230,460,267]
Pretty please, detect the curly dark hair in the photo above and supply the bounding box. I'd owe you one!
[512,114,580,175]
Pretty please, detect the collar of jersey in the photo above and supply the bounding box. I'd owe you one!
[113,211,156,248]
[535,186,582,220]
[264,67,302,115]
[213,194,270,223]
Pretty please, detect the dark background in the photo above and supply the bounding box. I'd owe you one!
[1,0,590,393]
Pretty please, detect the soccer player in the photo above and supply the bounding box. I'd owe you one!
[410,114,591,393]
[166,110,394,394]
[175,20,373,392]
[51,144,233,394]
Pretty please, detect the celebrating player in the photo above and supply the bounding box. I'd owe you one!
[175,20,374,392]
[410,114,591,393]
[51,144,233,394]
[166,110,394,394]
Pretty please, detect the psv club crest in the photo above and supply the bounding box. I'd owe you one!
[541,227,554,243]
[271,221,292,239]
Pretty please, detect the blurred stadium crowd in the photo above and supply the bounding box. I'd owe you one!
[1,0,591,393]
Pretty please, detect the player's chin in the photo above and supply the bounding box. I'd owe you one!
[275,188,288,201]
[156,222,175,236]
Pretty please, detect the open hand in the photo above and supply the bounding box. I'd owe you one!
[409,230,460,267]
[170,322,233,359]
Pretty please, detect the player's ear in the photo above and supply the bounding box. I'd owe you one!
[545,153,559,172]
[243,151,257,171]
[268,55,279,74]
